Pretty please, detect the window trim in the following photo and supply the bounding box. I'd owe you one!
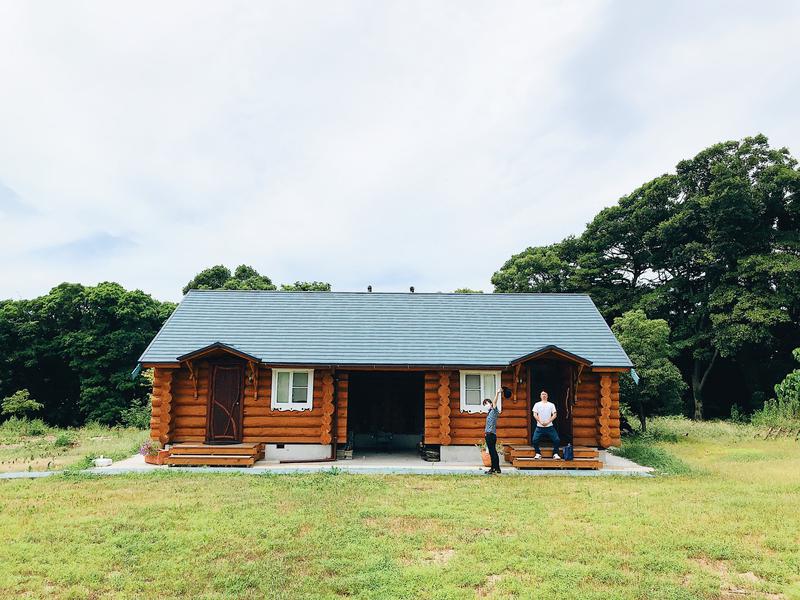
[271,369,314,411]
[459,370,502,414]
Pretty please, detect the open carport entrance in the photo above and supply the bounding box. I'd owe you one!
[347,371,424,453]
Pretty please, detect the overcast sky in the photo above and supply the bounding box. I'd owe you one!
[1,1,799,302]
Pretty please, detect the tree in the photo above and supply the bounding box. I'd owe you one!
[280,281,332,291]
[182,265,277,294]
[1,389,42,419]
[0,283,174,426]
[453,288,483,294]
[491,237,582,293]
[493,134,800,420]
[611,310,686,431]
[644,135,800,418]
[573,175,678,319]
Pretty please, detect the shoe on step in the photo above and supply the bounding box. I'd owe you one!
[553,453,561,460]
[484,469,495,475]
[534,453,541,460]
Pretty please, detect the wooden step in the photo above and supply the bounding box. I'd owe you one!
[170,443,261,456]
[167,454,257,467]
[508,445,598,459]
[512,457,602,470]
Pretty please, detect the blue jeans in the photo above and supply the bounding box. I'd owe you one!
[532,426,560,456]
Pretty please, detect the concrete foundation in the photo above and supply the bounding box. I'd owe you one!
[439,444,511,465]
[264,444,332,461]
[440,445,486,464]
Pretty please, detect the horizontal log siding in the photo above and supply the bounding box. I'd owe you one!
[573,370,600,446]
[151,363,620,448]
[421,372,439,444]
[336,373,348,444]
[444,369,529,446]
[170,364,208,442]
[152,364,331,445]
[241,368,328,443]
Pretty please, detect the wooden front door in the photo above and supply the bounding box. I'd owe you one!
[208,362,244,443]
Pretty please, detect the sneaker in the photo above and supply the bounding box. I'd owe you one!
[534,453,541,460]
[553,453,561,460]
[484,469,495,475]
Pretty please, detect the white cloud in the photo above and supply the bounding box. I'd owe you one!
[0,0,798,301]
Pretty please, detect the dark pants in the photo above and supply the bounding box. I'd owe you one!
[532,426,560,456]
[485,432,500,472]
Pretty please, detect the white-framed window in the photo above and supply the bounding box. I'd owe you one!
[459,370,502,414]
[271,369,314,411]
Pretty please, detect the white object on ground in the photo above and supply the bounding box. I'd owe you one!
[93,456,113,468]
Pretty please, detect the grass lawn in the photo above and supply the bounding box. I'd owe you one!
[0,418,798,599]
[0,419,147,472]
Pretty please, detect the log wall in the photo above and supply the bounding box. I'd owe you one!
[150,363,622,448]
[423,369,529,446]
[336,373,348,444]
[151,364,331,445]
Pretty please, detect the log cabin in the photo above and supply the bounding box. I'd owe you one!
[137,290,633,464]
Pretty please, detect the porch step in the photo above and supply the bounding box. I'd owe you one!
[505,445,599,460]
[512,457,602,470]
[167,454,257,467]
[166,442,263,467]
[170,443,262,456]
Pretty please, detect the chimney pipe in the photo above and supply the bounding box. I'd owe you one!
[410,286,415,293]
[367,285,372,293]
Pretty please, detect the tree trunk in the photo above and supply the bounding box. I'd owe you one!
[692,349,719,420]
[691,364,704,420]
[638,403,647,433]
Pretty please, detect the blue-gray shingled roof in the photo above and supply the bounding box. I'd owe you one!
[138,290,633,368]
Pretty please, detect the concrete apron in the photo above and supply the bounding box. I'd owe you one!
[0,450,653,479]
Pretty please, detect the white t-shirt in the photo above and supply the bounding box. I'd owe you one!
[533,401,556,428]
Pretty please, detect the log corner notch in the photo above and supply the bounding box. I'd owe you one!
[158,368,176,446]
[598,373,612,448]
[320,371,335,445]
[438,370,451,445]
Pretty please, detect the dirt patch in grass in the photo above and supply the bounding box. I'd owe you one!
[476,574,503,597]
[692,557,784,599]
[422,548,455,565]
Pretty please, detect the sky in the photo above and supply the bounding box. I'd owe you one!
[1,1,799,302]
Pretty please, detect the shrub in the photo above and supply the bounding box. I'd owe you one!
[25,419,48,436]
[752,348,800,428]
[54,432,76,448]
[1,389,43,419]
[120,398,151,430]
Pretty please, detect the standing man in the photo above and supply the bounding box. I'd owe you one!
[532,390,561,460]
[483,388,503,474]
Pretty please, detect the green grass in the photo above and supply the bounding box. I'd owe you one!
[0,418,799,599]
[0,419,147,472]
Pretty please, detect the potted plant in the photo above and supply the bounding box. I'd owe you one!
[475,440,503,467]
[140,440,169,465]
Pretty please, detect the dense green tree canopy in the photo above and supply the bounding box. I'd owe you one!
[182,264,277,294]
[0,283,174,426]
[493,135,800,419]
[183,266,331,295]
